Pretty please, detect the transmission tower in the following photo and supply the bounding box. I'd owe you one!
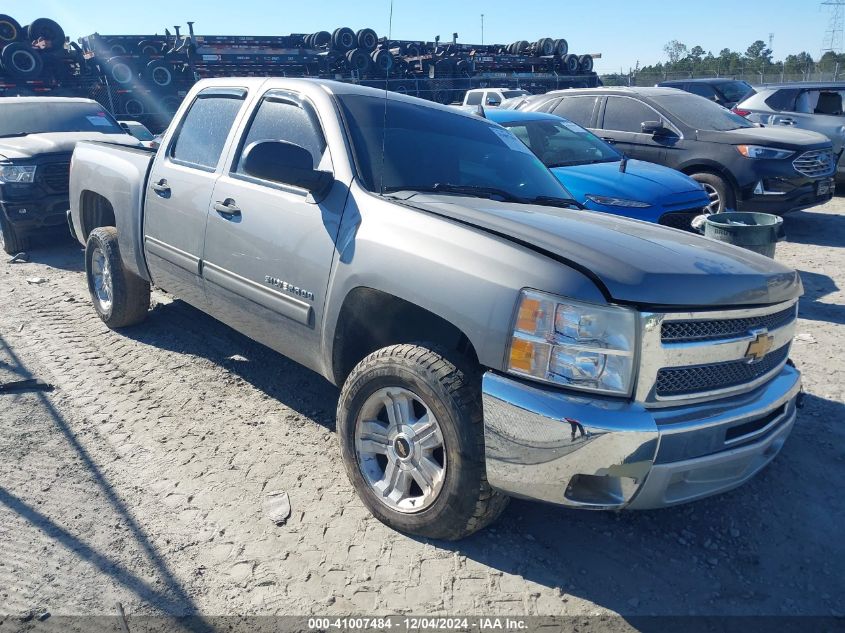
[821,0,845,55]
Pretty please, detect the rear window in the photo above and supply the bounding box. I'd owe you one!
[502,90,529,99]
[764,89,799,112]
[651,93,755,131]
[0,102,124,137]
[550,96,598,127]
[715,81,753,103]
[170,91,245,170]
[465,91,482,105]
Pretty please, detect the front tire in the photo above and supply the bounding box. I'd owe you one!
[0,214,28,255]
[85,227,150,328]
[691,172,734,214]
[337,344,509,540]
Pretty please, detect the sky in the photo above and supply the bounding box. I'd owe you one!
[3,0,832,74]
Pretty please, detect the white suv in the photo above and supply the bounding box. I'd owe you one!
[462,87,530,108]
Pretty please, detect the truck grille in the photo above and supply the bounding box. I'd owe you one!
[793,149,836,179]
[40,162,71,194]
[655,344,790,397]
[661,305,797,343]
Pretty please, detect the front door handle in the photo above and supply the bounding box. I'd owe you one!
[777,118,796,126]
[600,137,616,144]
[214,199,241,219]
[151,179,170,195]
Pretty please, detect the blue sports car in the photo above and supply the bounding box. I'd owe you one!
[485,109,710,229]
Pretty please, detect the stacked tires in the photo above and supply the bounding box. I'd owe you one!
[0,15,70,82]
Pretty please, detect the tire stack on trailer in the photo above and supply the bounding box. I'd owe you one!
[0,14,96,97]
[78,33,196,131]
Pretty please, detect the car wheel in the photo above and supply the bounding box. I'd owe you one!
[85,227,150,328]
[691,172,734,214]
[0,213,29,255]
[337,344,509,540]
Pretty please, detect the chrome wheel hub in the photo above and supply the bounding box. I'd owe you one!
[91,246,113,312]
[355,387,447,513]
[702,183,721,214]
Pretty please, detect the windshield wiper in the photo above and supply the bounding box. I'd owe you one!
[528,196,583,209]
[383,183,526,203]
[0,132,31,138]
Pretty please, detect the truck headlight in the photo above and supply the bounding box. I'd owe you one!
[507,290,637,396]
[0,164,37,183]
[735,145,794,160]
[584,194,651,208]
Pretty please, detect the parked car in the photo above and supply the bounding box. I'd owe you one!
[485,109,709,229]
[734,82,845,181]
[118,119,157,148]
[70,78,802,540]
[0,96,139,254]
[656,78,755,109]
[463,87,531,108]
[511,87,836,214]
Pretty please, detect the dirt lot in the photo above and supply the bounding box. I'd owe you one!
[1,197,843,624]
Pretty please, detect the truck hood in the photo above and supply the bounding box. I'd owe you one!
[0,132,140,160]
[396,193,801,308]
[696,125,831,150]
[551,159,705,205]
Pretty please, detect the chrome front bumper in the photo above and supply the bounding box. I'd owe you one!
[482,364,801,510]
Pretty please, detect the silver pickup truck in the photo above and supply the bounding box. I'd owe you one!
[69,78,803,540]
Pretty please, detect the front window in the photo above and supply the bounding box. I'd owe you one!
[336,94,571,202]
[499,118,620,168]
[651,94,755,131]
[0,102,124,137]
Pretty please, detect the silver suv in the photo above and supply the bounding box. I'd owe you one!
[736,83,845,181]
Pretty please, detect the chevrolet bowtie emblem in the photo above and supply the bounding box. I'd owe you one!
[745,330,774,362]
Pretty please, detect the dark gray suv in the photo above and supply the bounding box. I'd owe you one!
[512,87,835,214]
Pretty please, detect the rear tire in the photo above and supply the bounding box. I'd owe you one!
[85,227,150,328]
[690,172,734,214]
[337,344,509,540]
[0,214,29,255]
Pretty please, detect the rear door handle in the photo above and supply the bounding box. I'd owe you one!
[214,199,241,219]
[151,179,170,195]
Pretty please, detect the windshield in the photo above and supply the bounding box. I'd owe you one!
[336,94,571,201]
[499,118,620,168]
[716,81,753,103]
[651,94,755,131]
[502,90,530,99]
[0,102,125,137]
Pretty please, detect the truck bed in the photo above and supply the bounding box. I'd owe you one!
[69,141,156,281]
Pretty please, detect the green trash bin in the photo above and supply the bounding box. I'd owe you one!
[703,212,785,258]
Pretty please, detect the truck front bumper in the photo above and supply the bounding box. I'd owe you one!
[482,364,801,509]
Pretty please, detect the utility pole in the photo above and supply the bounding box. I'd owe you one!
[481,14,484,45]
[821,1,845,55]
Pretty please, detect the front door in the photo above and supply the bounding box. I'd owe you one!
[201,89,348,369]
[143,88,249,308]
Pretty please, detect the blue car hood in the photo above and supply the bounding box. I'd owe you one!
[552,159,703,204]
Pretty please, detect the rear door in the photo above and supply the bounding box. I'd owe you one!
[143,87,249,308]
[201,89,346,368]
[548,95,600,129]
[597,96,674,164]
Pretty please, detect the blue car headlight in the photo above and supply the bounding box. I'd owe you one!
[584,194,651,208]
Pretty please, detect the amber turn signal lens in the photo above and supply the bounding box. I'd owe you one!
[516,298,542,333]
[509,338,536,372]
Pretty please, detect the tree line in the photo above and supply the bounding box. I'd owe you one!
[602,39,835,84]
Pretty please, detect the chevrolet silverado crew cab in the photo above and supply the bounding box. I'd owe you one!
[0,97,139,254]
[69,78,803,540]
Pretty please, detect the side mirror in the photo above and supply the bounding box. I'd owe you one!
[242,140,333,195]
[641,120,671,136]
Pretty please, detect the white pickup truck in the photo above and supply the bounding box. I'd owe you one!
[68,78,803,540]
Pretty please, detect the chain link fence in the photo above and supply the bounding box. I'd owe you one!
[603,66,845,87]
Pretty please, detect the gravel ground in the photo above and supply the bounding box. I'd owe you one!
[0,197,843,625]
